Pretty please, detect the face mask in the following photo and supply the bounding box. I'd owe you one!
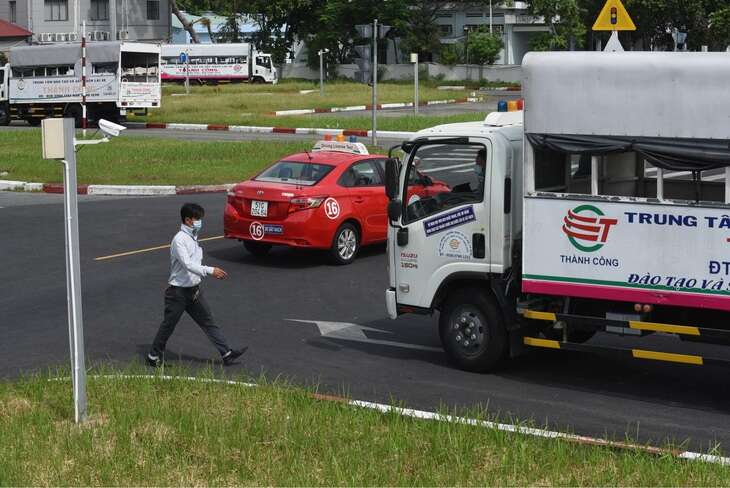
[192,219,203,233]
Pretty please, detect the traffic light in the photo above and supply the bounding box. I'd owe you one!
[353,44,371,84]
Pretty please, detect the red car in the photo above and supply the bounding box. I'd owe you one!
[224,140,450,264]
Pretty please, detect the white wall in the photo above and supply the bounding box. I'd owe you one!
[280,61,522,84]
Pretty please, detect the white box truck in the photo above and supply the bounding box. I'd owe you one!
[383,51,730,372]
[160,43,277,84]
[0,41,161,126]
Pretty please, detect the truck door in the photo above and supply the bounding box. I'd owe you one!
[391,139,492,309]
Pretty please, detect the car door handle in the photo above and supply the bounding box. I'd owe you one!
[353,198,365,204]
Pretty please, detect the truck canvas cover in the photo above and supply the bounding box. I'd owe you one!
[10,41,124,66]
[521,52,730,311]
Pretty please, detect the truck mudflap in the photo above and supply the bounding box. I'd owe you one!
[520,309,730,367]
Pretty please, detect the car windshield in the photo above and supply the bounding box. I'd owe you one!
[255,161,334,186]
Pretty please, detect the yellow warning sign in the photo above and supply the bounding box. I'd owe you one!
[592,0,636,31]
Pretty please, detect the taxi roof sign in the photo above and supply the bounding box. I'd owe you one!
[592,0,636,31]
[312,140,369,155]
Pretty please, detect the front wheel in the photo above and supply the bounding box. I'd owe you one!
[439,289,507,373]
[243,240,272,257]
[330,222,359,265]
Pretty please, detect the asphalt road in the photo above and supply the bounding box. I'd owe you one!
[3,191,730,453]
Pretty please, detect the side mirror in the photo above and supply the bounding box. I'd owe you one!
[387,199,402,222]
[385,157,399,200]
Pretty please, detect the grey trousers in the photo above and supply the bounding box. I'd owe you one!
[151,285,230,357]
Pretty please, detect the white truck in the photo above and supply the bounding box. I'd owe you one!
[384,51,730,372]
[0,41,161,126]
[160,43,277,84]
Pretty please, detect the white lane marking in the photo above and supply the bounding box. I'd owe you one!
[288,319,443,352]
[53,374,730,466]
[420,163,475,174]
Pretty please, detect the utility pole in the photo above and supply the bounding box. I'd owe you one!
[411,52,419,116]
[489,0,493,33]
[318,49,329,96]
[371,18,378,146]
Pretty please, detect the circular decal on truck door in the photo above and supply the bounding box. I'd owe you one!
[249,221,265,240]
[324,198,341,220]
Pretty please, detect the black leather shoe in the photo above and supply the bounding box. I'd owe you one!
[222,347,247,366]
[146,353,162,368]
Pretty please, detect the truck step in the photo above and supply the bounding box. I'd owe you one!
[521,309,730,342]
[522,336,730,367]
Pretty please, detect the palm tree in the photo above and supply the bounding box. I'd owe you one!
[169,0,200,43]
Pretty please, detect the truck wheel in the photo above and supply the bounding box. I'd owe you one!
[64,105,82,128]
[243,240,272,257]
[0,104,9,126]
[439,289,507,373]
[26,118,41,126]
[330,222,359,265]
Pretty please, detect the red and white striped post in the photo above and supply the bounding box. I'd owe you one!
[81,20,87,137]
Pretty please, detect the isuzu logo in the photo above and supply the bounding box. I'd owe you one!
[256,190,264,195]
[562,204,618,252]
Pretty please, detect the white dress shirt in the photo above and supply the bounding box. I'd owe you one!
[168,224,214,287]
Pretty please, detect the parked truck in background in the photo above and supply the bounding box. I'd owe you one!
[0,41,161,126]
[160,43,277,84]
[384,51,730,372]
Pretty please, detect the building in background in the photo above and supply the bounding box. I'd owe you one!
[0,17,32,52]
[170,11,256,44]
[0,0,170,43]
[435,1,549,65]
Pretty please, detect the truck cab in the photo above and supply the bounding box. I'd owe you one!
[385,51,730,374]
[252,53,277,84]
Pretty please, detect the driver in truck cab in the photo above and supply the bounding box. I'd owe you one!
[452,148,487,195]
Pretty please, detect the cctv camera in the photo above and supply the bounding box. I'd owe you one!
[98,119,126,138]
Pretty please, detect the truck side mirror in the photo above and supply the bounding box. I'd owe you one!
[385,157,399,200]
[388,200,402,221]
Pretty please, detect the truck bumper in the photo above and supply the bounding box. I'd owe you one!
[386,288,398,319]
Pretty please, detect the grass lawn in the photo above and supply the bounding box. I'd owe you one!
[0,369,728,486]
[1,131,316,185]
[128,80,488,129]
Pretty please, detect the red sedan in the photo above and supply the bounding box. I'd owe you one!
[224,140,450,264]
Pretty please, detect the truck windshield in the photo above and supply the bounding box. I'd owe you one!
[256,56,271,69]
[255,161,333,186]
[403,142,487,223]
[120,51,159,83]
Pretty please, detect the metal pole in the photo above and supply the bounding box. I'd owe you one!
[414,55,418,116]
[185,49,190,95]
[371,18,377,146]
[61,118,87,423]
[489,0,493,34]
[81,21,87,138]
[319,50,324,96]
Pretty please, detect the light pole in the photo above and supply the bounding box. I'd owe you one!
[41,117,127,423]
[318,48,329,96]
[464,27,470,80]
[489,0,493,34]
[410,52,419,116]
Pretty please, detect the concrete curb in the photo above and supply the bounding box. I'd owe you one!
[269,97,484,116]
[1,180,236,196]
[130,122,415,140]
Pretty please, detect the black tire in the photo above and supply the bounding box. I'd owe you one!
[243,240,272,257]
[26,118,41,126]
[0,103,9,126]
[330,222,360,265]
[439,289,507,373]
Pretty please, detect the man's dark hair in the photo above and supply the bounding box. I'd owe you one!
[477,148,486,160]
[181,203,205,222]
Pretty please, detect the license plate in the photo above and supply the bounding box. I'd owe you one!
[251,200,268,217]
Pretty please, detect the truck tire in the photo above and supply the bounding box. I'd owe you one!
[64,105,82,128]
[330,222,359,265]
[26,118,41,126]
[0,103,9,126]
[243,240,272,257]
[439,289,507,373]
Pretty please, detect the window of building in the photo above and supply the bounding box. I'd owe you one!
[436,12,453,18]
[146,0,159,20]
[439,24,453,36]
[466,12,483,18]
[45,0,69,21]
[93,63,117,74]
[89,0,109,20]
[9,1,16,23]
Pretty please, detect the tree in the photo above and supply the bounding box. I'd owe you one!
[170,0,201,43]
[0,52,7,65]
[709,6,730,50]
[397,1,447,62]
[528,0,586,50]
[466,28,503,78]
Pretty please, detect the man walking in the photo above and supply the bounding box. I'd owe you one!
[147,203,246,367]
